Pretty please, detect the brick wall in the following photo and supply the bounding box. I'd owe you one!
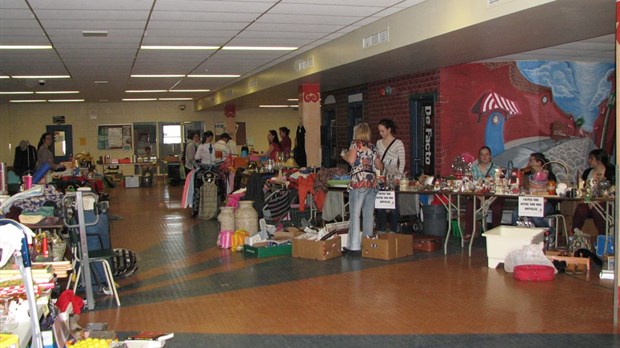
[324,70,440,174]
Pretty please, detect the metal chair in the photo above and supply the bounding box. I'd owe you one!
[63,191,120,308]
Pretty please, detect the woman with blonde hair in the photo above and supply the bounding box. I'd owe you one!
[341,123,383,255]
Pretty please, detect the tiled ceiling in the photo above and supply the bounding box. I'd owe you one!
[0,0,615,106]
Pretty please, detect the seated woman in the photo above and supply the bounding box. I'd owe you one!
[511,152,557,227]
[463,146,505,240]
[572,149,615,236]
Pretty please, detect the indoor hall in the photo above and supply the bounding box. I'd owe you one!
[76,179,619,348]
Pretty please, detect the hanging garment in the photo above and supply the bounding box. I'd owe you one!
[13,141,37,177]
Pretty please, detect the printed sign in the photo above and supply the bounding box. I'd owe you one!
[375,191,396,209]
[518,196,544,217]
[423,103,434,175]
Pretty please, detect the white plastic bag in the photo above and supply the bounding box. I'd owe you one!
[504,242,557,274]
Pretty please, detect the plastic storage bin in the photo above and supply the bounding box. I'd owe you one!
[482,226,546,268]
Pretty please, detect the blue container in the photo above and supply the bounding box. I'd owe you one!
[32,162,50,184]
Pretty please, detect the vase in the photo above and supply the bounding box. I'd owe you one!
[217,206,236,232]
[235,200,258,234]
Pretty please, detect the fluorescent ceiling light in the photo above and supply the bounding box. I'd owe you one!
[169,89,210,92]
[125,90,167,93]
[10,100,46,103]
[130,74,185,78]
[0,45,52,49]
[287,98,298,101]
[0,91,33,95]
[141,45,219,50]
[122,98,157,101]
[12,75,70,79]
[0,76,10,79]
[35,91,79,94]
[259,104,290,108]
[94,80,109,84]
[187,74,240,78]
[48,99,84,102]
[159,98,193,101]
[222,46,297,51]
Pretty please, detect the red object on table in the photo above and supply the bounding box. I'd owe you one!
[513,265,555,282]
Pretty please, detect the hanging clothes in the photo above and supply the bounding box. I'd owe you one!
[13,140,37,177]
[294,124,307,167]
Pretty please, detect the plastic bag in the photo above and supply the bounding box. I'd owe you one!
[504,242,557,274]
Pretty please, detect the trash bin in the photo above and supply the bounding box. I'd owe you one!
[422,205,448,237]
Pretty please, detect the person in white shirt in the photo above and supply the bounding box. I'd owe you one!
[213,133,232,161]
[195,131,215,165]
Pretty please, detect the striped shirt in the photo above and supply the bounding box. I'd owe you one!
[376,138,406,174]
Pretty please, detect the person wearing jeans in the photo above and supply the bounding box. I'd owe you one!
[341,123,383,255]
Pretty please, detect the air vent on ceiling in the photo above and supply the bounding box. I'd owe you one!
[82,31,108,37]
[225,89,233,97]
[249,78,257,89]
[363,28,389,48]
[295,57,314,72]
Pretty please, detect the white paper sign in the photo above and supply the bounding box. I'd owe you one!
[518,196,544,217]
[375,191,396,209]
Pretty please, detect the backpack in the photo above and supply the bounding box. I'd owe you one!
[112,248,138,278]
[262,188,292,221]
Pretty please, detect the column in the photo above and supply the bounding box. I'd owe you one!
[299,83,321,167]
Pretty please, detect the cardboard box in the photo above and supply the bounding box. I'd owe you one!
[125,176,140,188]
[243,243,292,258]
[292,237,341,260]
[362,233,413,260]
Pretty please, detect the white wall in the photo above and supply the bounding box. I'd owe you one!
[0,101,300,166]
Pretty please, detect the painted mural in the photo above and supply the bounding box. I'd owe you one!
[439,61,616,183]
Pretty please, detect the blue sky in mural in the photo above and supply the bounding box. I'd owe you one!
[516,61,614,132]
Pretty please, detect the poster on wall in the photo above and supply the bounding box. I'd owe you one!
[97,124,133,150]
[214,122,226,136]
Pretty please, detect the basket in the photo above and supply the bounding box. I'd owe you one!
[513,264,555,282]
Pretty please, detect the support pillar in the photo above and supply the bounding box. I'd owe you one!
[299,84,321,167]
[224,104,236,140]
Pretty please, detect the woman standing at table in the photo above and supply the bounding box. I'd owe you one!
[511,152,557,226]
[463,146,504,240]
[35,132,59,171]
[264,130,282,161]
[341,123,383,255]
[572,149,615,236]
[375,119,406,232]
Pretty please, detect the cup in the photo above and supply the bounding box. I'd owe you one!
[22,175,32,190]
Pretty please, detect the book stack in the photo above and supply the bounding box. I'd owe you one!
[0,262,55,291]
[33,260,73,278]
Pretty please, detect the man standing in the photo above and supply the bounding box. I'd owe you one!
[184,131,201,172]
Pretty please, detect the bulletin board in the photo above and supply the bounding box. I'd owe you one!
[97,124,133,150]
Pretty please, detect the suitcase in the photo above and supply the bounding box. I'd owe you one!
[412,234,441,252]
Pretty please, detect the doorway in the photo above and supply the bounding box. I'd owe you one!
[46,124,73,163]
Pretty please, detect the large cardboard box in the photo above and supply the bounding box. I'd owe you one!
[362,234,413,260]
[292,237,341,260]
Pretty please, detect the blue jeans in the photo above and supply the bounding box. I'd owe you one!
[347,188,377,250]
[511,201,555,227]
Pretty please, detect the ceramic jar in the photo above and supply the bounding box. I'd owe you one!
[235,200,258,234]
[217,206,236,231]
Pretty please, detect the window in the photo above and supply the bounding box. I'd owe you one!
[162,125,181,144]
